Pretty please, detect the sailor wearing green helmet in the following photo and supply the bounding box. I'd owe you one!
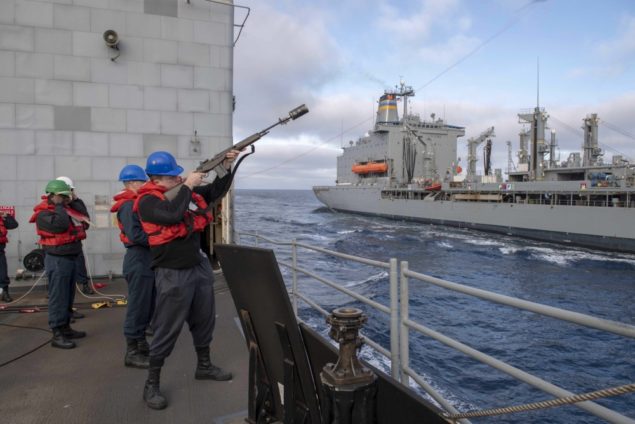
[29,179,89,349]
[56,176,96,300]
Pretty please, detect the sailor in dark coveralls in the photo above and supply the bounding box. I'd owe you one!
[29,180,88,349]
[111,164,154,369]
[0,211,19,303]
[135,150,239,410]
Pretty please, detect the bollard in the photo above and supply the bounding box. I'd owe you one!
[320,307,377,424]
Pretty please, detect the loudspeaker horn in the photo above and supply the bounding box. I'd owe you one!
[103,30,119,48]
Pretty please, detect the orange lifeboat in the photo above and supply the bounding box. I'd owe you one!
[425,182,442,191]
[352,162,388,175]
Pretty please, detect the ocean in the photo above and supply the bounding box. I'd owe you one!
[233,189,635,424]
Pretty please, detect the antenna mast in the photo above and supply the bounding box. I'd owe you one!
[536,57,540,108]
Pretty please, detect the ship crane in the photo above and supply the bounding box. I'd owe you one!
[467,126,495,183]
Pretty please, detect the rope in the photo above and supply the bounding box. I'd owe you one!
[0,272,46,306]
[443,382,635,421]
[76,252,126,302]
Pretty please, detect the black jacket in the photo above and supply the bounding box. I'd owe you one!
[137,175,232,269]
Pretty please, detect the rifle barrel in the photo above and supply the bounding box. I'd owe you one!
[164,104,309,199]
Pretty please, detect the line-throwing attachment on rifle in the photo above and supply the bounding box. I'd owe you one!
[164,104,309,201]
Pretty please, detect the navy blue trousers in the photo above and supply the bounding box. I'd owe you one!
[45,254,77,329]
[68,249,88,313]
[0,245,9,290]
[123,246,155,340]
[150,255,215,361]
[75,249,88,284]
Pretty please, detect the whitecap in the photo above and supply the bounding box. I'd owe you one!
[344,271,388,287]
[499,246,520,255]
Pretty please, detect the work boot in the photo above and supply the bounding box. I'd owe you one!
[143,359,167,410]
[51,328,76,349]
[61,324,86,339]
[194,346,232,381]
[125,338,149,369]
[1,288,12,303]
[137,338,150,356]
[71,310,85,319]
[81,282,95,295]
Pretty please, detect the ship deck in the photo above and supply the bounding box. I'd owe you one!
[0,275,248,424]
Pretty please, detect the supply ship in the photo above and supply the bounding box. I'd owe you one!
[313,82,635,253]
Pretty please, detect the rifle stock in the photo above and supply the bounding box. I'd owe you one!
[163,104,308,200]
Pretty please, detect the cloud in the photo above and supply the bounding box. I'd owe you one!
[595,14,635,60]
[416,34,482,65]
[566,65,624,79]
[375,0,463,43]
[569,14,635,80]
[369,0,486,79]
[233,3,343,133]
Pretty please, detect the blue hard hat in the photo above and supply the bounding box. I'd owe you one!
[119,164,148,182]
[145,151,184,176]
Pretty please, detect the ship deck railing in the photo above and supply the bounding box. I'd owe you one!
[235,231,635,424]
[380,187,635,208]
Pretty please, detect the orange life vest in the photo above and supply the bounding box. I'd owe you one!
[29,197,87,246]
[111,189,138,245]
[0,219,7,244]
[133,181,213,247]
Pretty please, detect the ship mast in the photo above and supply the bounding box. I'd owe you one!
[518,59,548,180]
[532,59,540,179]
[395,80,414,120]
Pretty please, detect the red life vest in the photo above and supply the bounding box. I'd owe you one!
[29,197,87,246]
[111,189,138,245]
[0,219,7,244]
[133,181,213,247]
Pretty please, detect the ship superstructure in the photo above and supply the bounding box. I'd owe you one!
[313,84,635,253]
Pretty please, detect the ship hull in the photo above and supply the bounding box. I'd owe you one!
[313,186,635,253]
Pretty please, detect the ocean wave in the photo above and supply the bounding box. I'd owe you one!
[499,246,520,255]
[524,246,635,267]
[463,238,505,247]
[344,271,388,288]
[525,247,570,266]
[299,233,331,242]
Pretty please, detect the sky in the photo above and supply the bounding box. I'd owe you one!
[230,0,635,190]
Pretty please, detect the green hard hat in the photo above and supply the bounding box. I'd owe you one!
[45,179,72,196]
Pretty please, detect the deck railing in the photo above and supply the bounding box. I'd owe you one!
[235,231,635,424]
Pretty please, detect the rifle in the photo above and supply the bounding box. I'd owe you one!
[164,104,309,200]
